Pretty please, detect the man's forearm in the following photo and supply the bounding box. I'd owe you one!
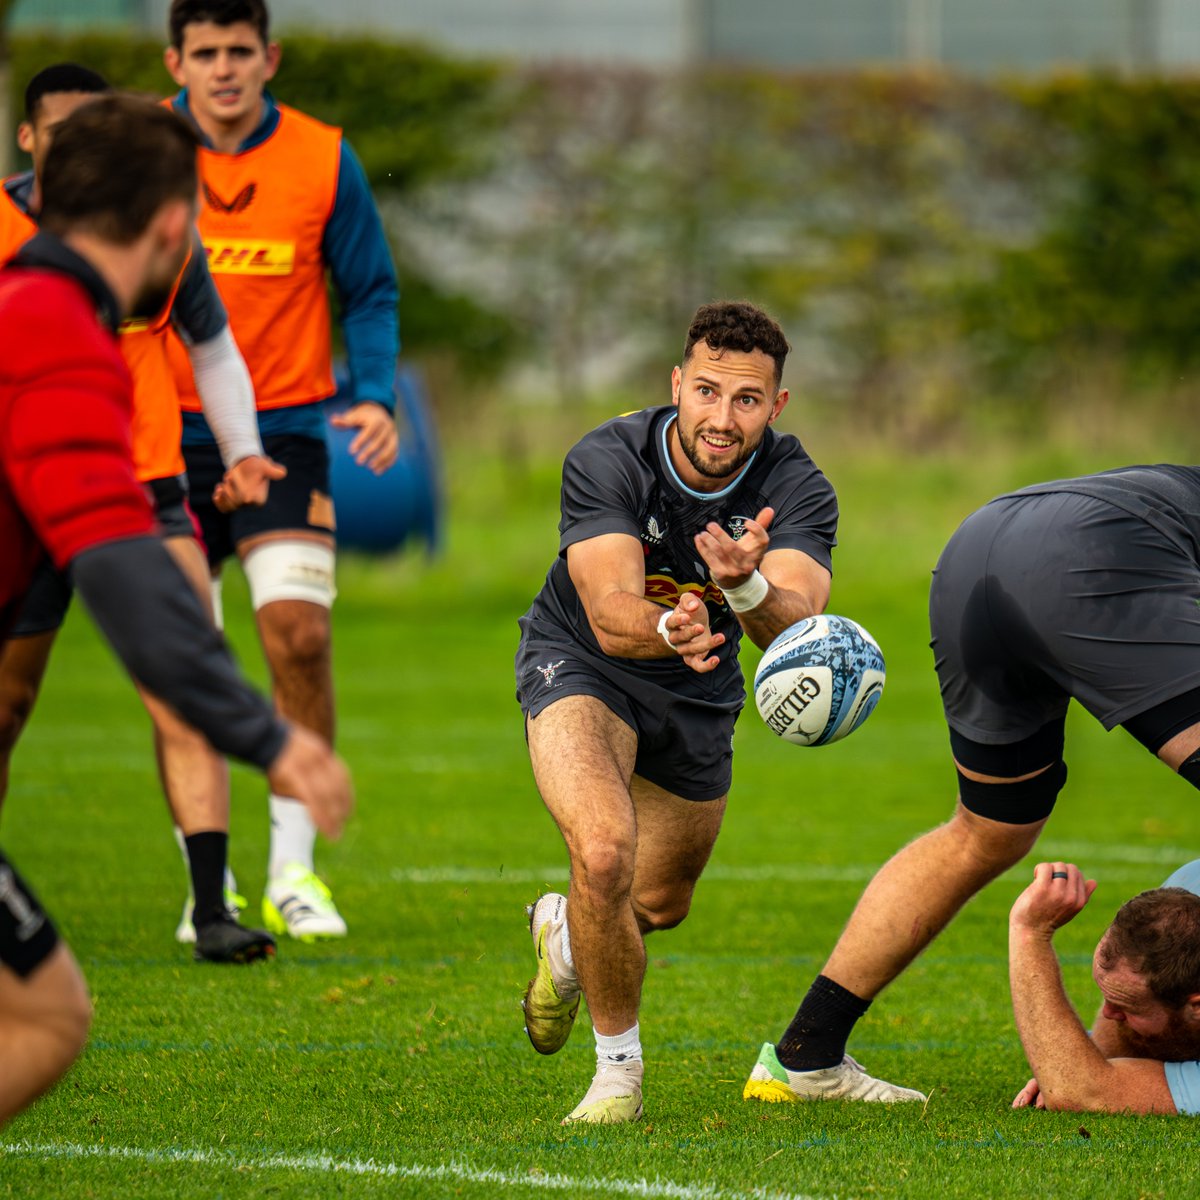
[1009,927,1117,1110]
[732,580,823,650]
[587,591,678,660]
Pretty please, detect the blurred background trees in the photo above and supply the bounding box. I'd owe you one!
[12,32,1200,448]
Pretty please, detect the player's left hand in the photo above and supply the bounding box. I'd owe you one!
[330,401,399,474]
[695,506,774,587]
[213,453,287,513]
[1009,862,1097,938]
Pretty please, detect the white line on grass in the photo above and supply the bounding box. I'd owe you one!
[0,1141,824,1200]
[391,841,1199,886]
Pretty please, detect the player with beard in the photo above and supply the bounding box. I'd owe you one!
[1008,860,1200,1114]
[514,301,839,1124]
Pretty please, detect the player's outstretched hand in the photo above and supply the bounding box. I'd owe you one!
[213,454,287,513]
[695,506,774,587]
[267,726,354,840]
[1012,1076,1046,1109]
[1009,862,1097,938]
[661,591,725,674]
[330,402,399,475]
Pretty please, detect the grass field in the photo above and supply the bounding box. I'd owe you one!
[4,414,1200,1198]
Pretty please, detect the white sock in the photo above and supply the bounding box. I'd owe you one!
[595,1023,642,1067]
[559,914,575,972]
[173,826,192,897]
[268,794,317,879]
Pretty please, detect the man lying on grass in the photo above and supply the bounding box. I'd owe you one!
[1010,859,1200,1115]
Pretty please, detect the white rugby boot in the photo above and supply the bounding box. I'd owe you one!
[562,1060,644,1125]
[262,863,348,941]
[743,1042,926,1104]
[522,892,581,1054]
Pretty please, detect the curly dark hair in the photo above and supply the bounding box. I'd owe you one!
[1099,887,1200,1008]
[169,0,269,48]
[683,301,790,389]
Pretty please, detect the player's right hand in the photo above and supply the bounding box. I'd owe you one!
[1009,862,1097,937]
[266,726,354,840]
[661,592,725,674]
[1012,1077,1046,1109]
[213,454,287,513]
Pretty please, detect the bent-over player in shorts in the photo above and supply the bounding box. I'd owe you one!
[515,301,838,1124]
[746,464,1200,1105]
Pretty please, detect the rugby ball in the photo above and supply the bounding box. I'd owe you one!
[753,615,885,746]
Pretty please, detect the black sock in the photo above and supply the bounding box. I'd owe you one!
[776,974,870,1070]
[185,831,229,930]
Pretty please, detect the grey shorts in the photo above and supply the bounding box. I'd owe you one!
[515,623,738,802]
[930,490,1200,746]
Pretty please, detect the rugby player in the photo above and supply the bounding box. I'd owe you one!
[0,93,351,1126]
[164,0,400,940]
[746,465,1200,1105]
[0,63,285,964]
[515,301,838,1123]
[1008,860,1200,1115]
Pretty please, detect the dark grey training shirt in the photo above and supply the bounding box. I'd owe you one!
[521,406,838,708]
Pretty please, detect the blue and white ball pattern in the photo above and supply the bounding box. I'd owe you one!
[753,615,885,746]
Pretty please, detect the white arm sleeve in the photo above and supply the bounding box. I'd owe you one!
[188,324,264,468]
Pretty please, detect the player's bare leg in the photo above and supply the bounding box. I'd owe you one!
[527,699,727,1123]
[144,535,273,963]
[746,796,1044,1106]
[0,631,56,809]
[528,696,641,1035]
[823,803,1046,999]
[0,944,91,1125]
[247,532,345,940]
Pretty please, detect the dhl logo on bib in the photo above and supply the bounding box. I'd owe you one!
[204,239,295,275]
[119,317,152,334]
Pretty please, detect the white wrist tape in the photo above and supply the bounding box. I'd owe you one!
[722,569,769,613]
[657,609,674,647]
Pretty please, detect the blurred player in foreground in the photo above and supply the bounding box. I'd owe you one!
[0,62,283,963]
[164,0,400,941]
[746,465,1200,1105]
[0,94,351,1127]
[1010,859,1200,1115]
[515,301,837,1123]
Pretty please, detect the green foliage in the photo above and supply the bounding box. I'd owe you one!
[11,32,1200,428]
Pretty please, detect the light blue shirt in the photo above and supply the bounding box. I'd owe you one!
[1156,860,1200,1114]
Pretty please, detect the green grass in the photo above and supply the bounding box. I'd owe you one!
[4,420,1200,1198]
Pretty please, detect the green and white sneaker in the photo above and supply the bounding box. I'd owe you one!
[175,873,248,944]
[743,1042,926,1104]
[262,864,347,941]
[522,892,580,1055]
[562,1061,644,1125]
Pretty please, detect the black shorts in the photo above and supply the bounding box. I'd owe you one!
[0,849,59,978]
[930,490,1200,757]
[184,434,334,568]
[8,475,199,638]
[515,622,739,802]
[148,474,201,542]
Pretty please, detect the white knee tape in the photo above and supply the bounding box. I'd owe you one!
[242,540,337,611]
[209,575,225,631]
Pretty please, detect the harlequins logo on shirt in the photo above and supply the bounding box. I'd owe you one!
[536,661,565,687]
[727,515,750,540]
[203,182,257,214]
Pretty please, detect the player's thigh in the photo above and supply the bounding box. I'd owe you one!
[163,534,215,617]
[526,694,639,847]
[629,774,726,904]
